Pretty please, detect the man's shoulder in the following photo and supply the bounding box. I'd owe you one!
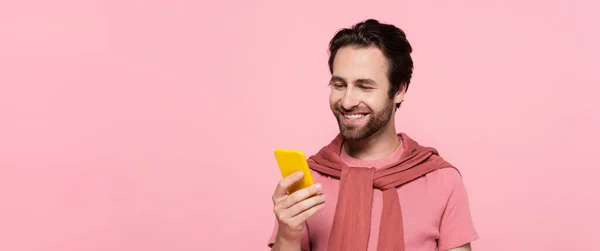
[426,166,462,178]
[422,166,465,193]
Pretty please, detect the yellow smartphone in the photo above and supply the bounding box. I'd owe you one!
[274,148,314,194]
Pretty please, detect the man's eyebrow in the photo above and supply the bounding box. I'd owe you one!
[329,76,377,85]
[329,76,346,84]
[354,78,377,85]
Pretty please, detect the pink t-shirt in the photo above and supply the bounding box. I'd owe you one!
[268,143,479,251]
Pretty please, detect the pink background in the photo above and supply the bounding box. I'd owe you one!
[1,0,599,250]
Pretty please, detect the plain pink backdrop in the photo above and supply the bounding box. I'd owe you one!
[1,0,599,250]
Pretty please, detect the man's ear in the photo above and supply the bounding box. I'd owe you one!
[394,84,407,107]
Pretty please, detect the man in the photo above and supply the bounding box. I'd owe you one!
[268,19,478,251]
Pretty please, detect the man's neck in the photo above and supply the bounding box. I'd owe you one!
[343,127,402,161]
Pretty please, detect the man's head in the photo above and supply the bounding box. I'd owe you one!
[327,19,414,140]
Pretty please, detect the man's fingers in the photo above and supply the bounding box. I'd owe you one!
[287,193,326,217]
[279,183,323,209]
[272,171,304,201]
[292,201,326,224]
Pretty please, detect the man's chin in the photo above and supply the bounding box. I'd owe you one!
[339,127,365,140]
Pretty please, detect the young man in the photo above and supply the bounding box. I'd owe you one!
[268,19,478,251]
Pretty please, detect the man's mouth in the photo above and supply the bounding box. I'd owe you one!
[344,113,367,120]
[340,110,370,122]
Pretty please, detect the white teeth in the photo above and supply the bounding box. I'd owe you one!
[344,114,365,119]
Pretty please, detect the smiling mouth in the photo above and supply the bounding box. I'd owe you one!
[342,113,369,120]
[345,114,364,119]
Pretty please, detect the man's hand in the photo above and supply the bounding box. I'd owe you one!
[272,171,326,243]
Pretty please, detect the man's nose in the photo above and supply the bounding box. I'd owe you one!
[341,88,360,110]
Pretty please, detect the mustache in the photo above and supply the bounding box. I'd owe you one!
[335,105,371,114]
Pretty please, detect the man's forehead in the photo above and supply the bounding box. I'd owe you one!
[332,47,388,78]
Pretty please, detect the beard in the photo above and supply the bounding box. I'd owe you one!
[333,100,395,141]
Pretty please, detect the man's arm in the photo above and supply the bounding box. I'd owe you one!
[437,168,479,251]
[448,243,471,251]
[270,235,303,251]
[268,221,305,251]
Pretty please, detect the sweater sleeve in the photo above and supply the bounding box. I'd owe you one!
[437,168,479,250]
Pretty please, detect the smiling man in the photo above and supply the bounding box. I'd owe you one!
[269,19,479,251]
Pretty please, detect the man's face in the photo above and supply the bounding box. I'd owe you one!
[329,46,403,140]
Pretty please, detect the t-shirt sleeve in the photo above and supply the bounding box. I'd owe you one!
[437,168,479,251]
[267,219,311,251]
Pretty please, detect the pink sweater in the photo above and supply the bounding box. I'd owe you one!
[268,143,479,251]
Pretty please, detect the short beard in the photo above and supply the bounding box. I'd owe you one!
[334,100,395,141]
